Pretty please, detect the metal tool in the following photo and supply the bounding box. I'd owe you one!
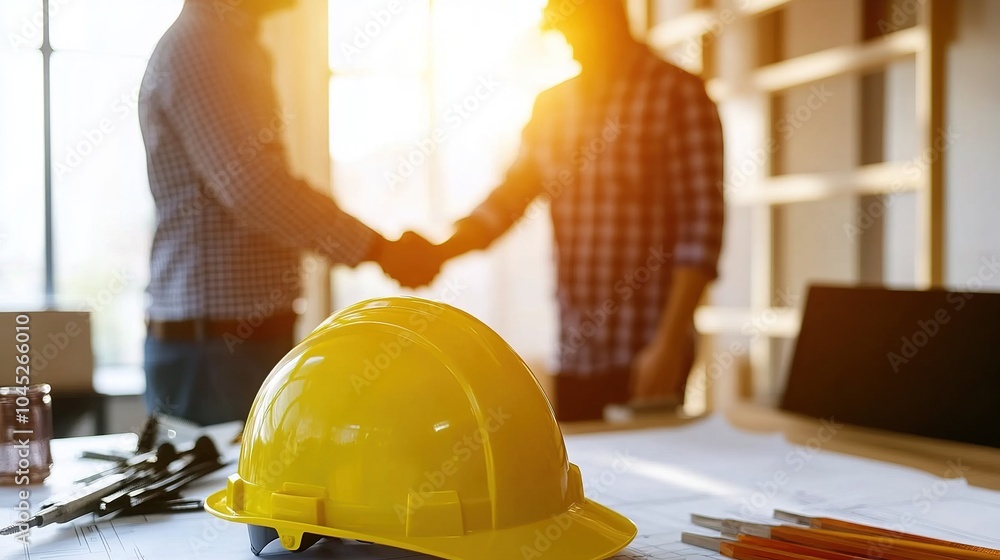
[74,442,178,485]
[1,437,223,536]
[690,514,776,538]
[99,438,225,518]
[122,498,204,516]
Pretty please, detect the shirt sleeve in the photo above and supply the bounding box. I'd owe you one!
[161,35,378,266]
[669,74,725,279]
[464,92,552,242]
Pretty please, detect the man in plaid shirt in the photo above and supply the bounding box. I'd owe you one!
[441,0,725,420]
[139,0,437,424]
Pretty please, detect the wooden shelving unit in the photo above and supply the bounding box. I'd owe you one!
[643,0,951,404]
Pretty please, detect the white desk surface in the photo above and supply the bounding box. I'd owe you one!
[2,415,999,559]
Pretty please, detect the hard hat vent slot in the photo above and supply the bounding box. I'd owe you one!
[405,490,465,537]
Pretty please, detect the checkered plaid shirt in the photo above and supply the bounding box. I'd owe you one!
[470,46,725,374]
[140,1,376,321]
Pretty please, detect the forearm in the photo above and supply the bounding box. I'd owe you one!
[652,267,712,346]
[442,175,541,259]
[440,216,496,259]
[219,173,379,265]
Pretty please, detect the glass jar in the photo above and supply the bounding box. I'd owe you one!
[0,384,53,485]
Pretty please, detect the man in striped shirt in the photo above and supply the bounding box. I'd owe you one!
[440,0,725,421]
[139,0,437,424]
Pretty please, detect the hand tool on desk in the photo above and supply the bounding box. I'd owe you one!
[720,520,986,560]
[80,450,133,462]
[74,441,179,485]
[774,510,1000,556]
[78,415,186,464]
[98,438,225,518]
[683,532,833,560]
[32,444,174,513]
[0,470,147,535]
[121,497,205,516]
[0,442,188,536]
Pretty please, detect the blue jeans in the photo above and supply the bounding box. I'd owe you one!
[143,334,293,426]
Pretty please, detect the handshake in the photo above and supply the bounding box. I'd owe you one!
[371,226,484,289]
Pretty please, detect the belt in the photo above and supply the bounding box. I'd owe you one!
[147,313,297,342]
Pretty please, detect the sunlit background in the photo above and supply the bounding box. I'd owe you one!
[1,0,185,391]
[326,0,576,366]
[0,0,575,388]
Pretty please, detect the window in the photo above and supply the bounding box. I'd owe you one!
[0,1,183,382]
[328,0,575,366]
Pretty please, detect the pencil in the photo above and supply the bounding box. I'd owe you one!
[682,532,836,560]
[774,510,1000,557]
[736,534,867,560]
[770,526,990,560]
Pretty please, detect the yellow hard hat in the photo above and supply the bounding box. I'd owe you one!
[205,297,636,559]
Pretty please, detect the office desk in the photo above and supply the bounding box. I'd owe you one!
[565,404,1000,491]
[2,408,999,559]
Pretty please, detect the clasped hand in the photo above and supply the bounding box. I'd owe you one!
[376,231,449,289]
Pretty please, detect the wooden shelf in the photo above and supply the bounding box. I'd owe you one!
[648,9,718,49]
[730,162,925,206]
[656,0,948,403]
[695,306,801,337]
[647,0,794,51]
[707,27,926,100]
[756,26,925,92]
[737,0,793,17]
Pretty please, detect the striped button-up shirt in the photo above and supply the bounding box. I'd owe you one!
[140,0,376,321]
[470,46,725,375]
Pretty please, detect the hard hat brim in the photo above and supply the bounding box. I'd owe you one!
[206,485,637,560]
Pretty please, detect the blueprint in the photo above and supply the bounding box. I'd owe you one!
[2,416,998,559]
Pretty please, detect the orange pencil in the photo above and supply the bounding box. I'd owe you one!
[736,534,868,560]
[683,532,836,560]
[767,526,989,560]
[775,510,1000,557]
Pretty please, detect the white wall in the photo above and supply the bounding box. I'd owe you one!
[945,0,1000,290]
